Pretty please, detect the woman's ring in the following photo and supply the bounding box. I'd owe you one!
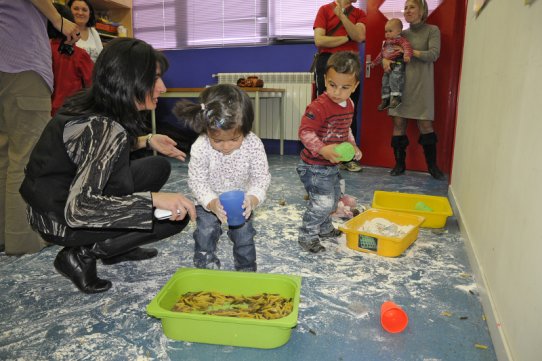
[176,209,181,215]
[76,32,81,36]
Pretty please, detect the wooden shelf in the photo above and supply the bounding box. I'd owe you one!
[98,32,118,39]
[93,0,133,38]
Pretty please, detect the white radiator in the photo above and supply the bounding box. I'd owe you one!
[214,72,313,141]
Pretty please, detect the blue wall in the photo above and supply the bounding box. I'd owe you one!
[162,44,317,87]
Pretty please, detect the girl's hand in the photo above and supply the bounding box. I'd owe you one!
[152,192,196,221]
[353,145,363,161]
[207,198,227,224]
[149,134,187,161]
[243,195,259,219]
[319,144,342,163]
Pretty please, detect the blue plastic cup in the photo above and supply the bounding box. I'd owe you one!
[219,190,245,226]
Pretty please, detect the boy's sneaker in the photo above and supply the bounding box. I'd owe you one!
[299,239,326,253]
[344,161,362,172]
[377,98,390,111]
[319,228,342,239]
[389,96,402,108]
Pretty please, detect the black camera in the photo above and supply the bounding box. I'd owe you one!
[58,41,74,56]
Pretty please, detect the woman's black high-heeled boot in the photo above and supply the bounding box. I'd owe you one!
[53,247,112,294]
[419,132,445,180]
[390,135,409,176]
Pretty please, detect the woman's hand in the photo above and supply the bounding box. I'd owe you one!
[207,198,227,224]
[148,134,187,161]
[382,58,392,73]
[152,192,196,221]
[319,144,342,163]
[243,195,259,219]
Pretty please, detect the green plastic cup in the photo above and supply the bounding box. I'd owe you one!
[334,142,355,162]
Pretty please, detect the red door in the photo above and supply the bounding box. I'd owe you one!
[359,0,466,175]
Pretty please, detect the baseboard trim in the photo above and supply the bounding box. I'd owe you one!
[448,185,513,361]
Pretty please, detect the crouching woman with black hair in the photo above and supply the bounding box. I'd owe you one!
[20,38,196,294]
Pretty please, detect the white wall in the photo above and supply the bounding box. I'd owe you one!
[450,1,542,360]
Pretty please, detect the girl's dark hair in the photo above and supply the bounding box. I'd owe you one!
[48,4,74,39]
[173,84,254,136]
[326,51,361,82]
[67,0,97,27]
[62,38,169,143]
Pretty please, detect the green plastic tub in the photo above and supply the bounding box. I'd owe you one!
[147,268,302,349]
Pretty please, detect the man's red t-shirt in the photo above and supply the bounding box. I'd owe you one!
[313,2,367,54]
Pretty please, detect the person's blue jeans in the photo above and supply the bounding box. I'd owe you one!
[193,205,257,271]
[381,60,405,98]
[296,161,341,245]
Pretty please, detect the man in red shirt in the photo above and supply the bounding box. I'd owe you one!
[313,0,366,172]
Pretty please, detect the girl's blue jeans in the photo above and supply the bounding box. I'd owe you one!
[296,161,341,246]
[193,205,257,272]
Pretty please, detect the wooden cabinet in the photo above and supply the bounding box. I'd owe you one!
[92,0,133,38]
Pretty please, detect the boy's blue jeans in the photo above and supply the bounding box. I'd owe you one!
[193,205,257,272]
[296,161,341,245]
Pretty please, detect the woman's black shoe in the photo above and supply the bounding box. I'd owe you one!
[54,247,112,294]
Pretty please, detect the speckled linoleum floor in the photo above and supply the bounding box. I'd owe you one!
[0,155,497,361]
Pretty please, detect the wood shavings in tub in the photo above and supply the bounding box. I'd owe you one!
[358,218,414,238]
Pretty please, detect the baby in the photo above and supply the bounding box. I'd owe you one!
[372,18,413,110]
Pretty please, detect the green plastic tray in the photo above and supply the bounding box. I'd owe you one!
[147,268,302,349]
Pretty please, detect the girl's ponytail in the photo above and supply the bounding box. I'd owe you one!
[173,84,254,135]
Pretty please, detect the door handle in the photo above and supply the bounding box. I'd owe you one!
[365,55,371,79]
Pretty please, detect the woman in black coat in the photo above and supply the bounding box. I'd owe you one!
[20,38,196,294]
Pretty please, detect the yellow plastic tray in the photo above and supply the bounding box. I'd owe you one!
[371,191,453,228]
[338,208,425,257]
